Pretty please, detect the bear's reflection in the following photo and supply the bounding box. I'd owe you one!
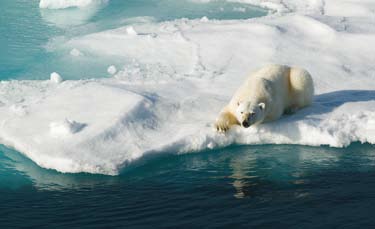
[227,145,342,199]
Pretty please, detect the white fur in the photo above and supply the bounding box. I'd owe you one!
[215,64,314,132]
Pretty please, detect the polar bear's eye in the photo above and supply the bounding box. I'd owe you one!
[241,112,243,114]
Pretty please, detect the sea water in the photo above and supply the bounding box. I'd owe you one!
[1,0,375,228]
[1,144,375,227]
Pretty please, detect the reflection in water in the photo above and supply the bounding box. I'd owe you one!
[1,143,375,196]
[227,145,346,199]
[1,144,375,227]
[0,145,118,191]
[229,152,257,199]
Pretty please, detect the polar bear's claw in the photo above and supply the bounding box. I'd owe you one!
[215,119,230,133]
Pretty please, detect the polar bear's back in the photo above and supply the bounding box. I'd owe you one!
[288,67,314,108]
[230,65,286,108]
[250,64,313,109]
[238,64,313,120]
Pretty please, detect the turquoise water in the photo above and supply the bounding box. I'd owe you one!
[1,144,375,227]
[2,1,375,228]
[0,0,267,80]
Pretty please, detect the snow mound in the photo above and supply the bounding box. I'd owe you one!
[126,26,138,36]
[9,105,28,117]
[50,119,87,137]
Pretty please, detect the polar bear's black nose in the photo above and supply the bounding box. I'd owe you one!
[242,121,250,128]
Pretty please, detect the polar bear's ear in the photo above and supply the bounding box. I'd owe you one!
[258,103,265,110]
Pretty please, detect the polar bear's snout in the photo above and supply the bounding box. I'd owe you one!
[242,112,255,128]
[242,120,250,128]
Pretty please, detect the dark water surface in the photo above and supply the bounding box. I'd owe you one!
[1,143,375,228]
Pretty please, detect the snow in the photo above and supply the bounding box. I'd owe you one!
[50,119,86,137]
[324,0,375,17]
[192,0,325,14]
[1,0,374,175]
[9,105,28,117]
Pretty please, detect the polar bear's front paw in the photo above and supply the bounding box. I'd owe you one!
[214,109,238,133]
[215,117,231,133]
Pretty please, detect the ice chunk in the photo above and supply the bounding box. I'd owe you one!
[233,7,246,12]
[200,16,209,22]
[107,65,117,75]
[50,72,63,83]
[70,48,83,57]
[126,26,138,36]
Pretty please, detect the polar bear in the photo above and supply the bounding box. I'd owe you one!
[215,64,314,132]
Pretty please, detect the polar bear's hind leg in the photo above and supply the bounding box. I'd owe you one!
[289,67,314,109]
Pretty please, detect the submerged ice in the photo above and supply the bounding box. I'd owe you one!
[0,0,374,175]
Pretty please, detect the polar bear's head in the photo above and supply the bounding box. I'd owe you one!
[235,101,266,128]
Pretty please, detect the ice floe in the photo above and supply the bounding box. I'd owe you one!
[0,0,374,175]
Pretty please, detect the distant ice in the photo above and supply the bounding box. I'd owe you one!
[39,0,109,27]
[50,72,63,83]
[70,48,83,57]
[107,65,117,75]
[1,0,375,175]
[200,16,209,22]
[39,0,108,9]
[233,7,246,12]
